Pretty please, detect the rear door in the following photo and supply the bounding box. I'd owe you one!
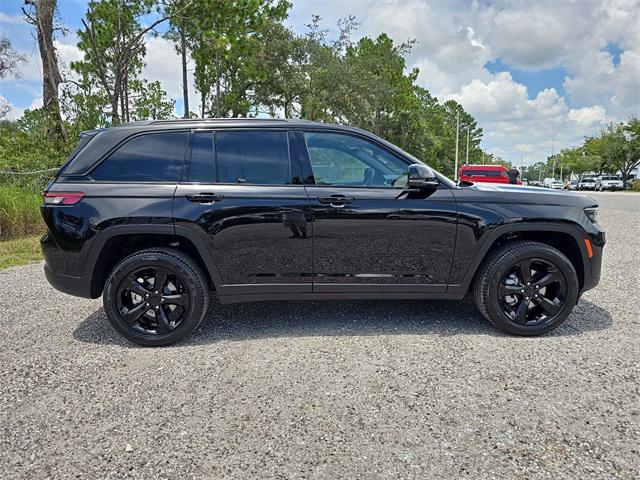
[173,129,313,296]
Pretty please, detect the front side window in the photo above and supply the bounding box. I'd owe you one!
[304,132,407,188]
[215,131,291,184]
[91,132,188,182]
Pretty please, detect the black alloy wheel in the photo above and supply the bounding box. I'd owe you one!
[498,258,567,327]
[103,248,209,346]
[474,241,579,336]
[116,266,190,335]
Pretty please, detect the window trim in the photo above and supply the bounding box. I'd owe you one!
[180,128,302,187]
[299,129,411,189]
[86,129,190,184]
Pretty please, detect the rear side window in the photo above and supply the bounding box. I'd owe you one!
[90,132,188,182]
[215,131,290,184]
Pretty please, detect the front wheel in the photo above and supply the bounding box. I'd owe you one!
[474,241,578,336]
[103,248,209,346]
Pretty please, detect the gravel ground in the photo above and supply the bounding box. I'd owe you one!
[1,192,639,479]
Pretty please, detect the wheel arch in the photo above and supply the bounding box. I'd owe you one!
[84,225,223,298]
[450,222,589,297]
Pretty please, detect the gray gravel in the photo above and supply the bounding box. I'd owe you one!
[1,191,639,479]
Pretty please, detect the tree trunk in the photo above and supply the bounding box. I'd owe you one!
[180,26,189,119]
[374,108,381,135]
[215,50,221,117]
[31,0,66,142]
[120,81,126,122]
[111,77,121,125]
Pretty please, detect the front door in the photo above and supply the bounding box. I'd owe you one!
[299,130,458,293]
[173,129,313,296]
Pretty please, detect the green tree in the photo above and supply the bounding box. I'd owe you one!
[181,0,290,117]
[73,0,181,124]
[130,80,175,120]
[599,122,638,188]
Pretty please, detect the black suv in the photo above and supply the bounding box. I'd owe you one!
[41,119,605,345]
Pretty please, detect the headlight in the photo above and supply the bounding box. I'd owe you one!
[584,207,598,223]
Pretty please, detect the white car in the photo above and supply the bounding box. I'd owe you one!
[596,175,623,191]
[544,178,564,189]
[578,178,597,190]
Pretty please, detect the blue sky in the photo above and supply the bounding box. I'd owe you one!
[1,0,638,166]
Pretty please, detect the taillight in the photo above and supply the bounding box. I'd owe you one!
[43,192,85,205]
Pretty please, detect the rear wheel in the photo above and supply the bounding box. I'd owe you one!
[474,241,578,335]
[103,248,209,346]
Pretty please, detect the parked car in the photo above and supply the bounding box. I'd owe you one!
[458,164,521,185]
[543,178,564,189]
[578,177,597,190]
[41,119,605,345]
[568,180,579,190]
[596,175,623,191]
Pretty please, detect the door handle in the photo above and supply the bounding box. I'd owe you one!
[318,195,354,207]
[186,192,224,203]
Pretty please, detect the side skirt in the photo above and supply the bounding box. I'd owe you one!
[216,290,465,304]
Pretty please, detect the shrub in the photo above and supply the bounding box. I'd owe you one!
[0,184,44,240]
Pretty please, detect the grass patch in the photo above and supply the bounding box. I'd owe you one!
[0,235,42,269]
[0,184,44,240]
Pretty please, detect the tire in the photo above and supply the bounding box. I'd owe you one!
[103,248,209,346]
[474,241,578,336]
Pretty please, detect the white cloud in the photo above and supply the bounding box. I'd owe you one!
[0,12,23,24]
[323,0,639,164]
[0,95,42,120]
[568,106,607,127]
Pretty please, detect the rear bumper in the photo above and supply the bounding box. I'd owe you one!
[44,265,93,299]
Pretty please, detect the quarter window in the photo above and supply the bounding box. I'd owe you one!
[215,131,291,184]
[91,132,188,182]
[304,132,407,188]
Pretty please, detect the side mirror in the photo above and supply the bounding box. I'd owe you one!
[408,164,438,189]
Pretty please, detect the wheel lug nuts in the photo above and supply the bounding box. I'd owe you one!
[521,289,525,293]
[155,306,159,310]
[535,294,539,298]
[145,294,149,297]
[146,303,150,306]
[154,291,158,294]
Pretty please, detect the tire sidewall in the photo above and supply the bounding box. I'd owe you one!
[103,251,207,346]
[485,246,579,336]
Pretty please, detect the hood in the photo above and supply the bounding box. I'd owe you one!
[453,182,598,208]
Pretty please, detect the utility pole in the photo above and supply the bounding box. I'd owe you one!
[465,126,470,165]
[454,111,460,181]
[551,132,556,179]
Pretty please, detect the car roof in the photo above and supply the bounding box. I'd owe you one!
[62,118,375,175]
[461,164,508,171]
[114,117,364,132]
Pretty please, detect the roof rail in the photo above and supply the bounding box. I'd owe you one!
[149,117,290,125]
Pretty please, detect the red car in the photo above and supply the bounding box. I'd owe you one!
[458,164,521,184]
